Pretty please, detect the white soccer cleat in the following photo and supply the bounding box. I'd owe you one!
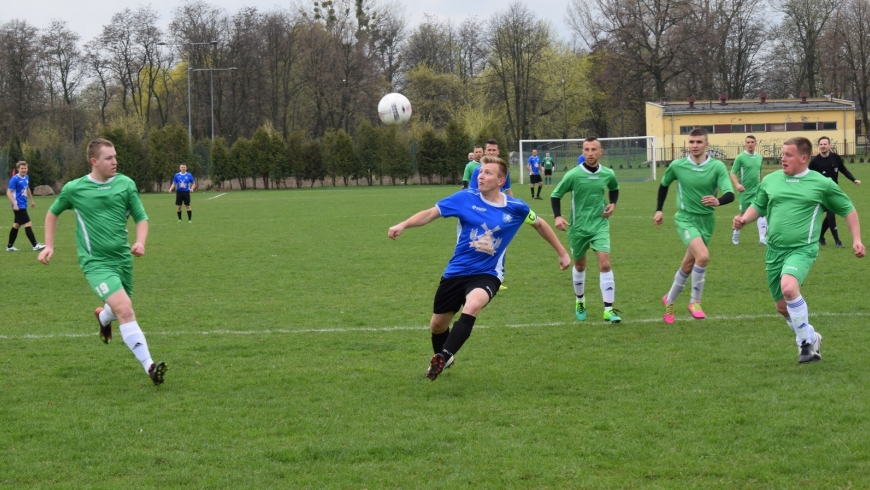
[6,246,19,252]
[732,231,740,245]
[33,243,45,251]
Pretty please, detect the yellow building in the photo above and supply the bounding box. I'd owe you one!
[646,94,856,161]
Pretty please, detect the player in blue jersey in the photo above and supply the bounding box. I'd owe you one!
[469,140,513,196]
[389,155,571,381]
[528,149,543,200]
[168,164,196,223]
[577,154,586,166]
[6,161,45,251]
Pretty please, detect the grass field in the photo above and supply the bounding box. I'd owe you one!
[3,170,870,488]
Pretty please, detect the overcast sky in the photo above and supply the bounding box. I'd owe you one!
[4,0,576,46]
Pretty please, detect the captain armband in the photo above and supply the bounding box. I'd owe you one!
[524,210,538,225]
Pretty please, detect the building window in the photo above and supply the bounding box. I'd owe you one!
[731,124,746,133]
[751,124,766,132]
[803,122,817,130]
[699,125,714,133]
[823,122,837,130]
[679,126,692,135]
[771,124,786,132]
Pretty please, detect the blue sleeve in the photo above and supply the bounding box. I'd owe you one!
[435,191,467,219]
[577,155,586,165]
[503,171,512,190]
[469,167,479,190]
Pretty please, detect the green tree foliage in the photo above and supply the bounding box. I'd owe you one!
[321,129,355,186]
[100,127,149,190]
[230,137,253,190]
[148,124,191,191]
[211,137,232,189]
[444,120,470,185]
[287,130,306,188]
[355,120,383,186]
[417,127,447,183]
[383,126,412,184]
[252,126,278,189]
[301,139,325,187]
[404,64,464,127]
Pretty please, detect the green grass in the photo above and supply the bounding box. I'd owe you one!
[2,172,870,488]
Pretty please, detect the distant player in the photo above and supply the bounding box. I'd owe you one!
[38,138,167,385]
[730,135,767,245]
[577,154,586,166]
[527,149,543,199]
[551,137,622,323]
[168,163,196,223]
[6,161,45,252]
[734,137,864,363]
[388,155,570,381]
[462,146,483,189]
[809,136,861,247]
[654,128,734,324]
[542,152,554,185]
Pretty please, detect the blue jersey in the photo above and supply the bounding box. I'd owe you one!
[173,172,195,192]
[528,155,541,175]
[577,154,586,166]
[469,167,512,192]
[435,190,536,281]
[8,174,29,208]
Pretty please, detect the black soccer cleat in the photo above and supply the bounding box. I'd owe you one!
[425,354,446,381]
[148,361,168,385]
[95,307,112,344]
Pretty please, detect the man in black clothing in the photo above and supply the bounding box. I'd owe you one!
[809,136,862,247]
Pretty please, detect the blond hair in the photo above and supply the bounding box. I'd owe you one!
[480,155,507,178]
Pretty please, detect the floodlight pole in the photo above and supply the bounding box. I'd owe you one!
[190,67,237,142]
[157,40,218,149]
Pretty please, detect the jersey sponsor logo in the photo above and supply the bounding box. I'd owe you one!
[472,205,487,212]
[587,176,599,180]
[691,168,705,172]
[502,213,514,223]
[469,223,502,256]
[97,185,111,190]
[785,179,800,183]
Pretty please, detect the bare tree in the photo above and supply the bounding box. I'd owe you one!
[835,0,870,138]
[404,15,456,74]
[456,17,488,83]
[772,0,843,96]
[0,20,44,139]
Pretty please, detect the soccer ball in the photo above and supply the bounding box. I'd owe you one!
[378,93,412,125]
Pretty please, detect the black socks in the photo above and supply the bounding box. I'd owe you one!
[441,313,476,359]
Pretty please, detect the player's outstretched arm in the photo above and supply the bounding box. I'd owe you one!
[843,210,866,257]
[734,206,759,230]
[388,207,441,240]
[654,185,669,226]
[131,220,148,257]
[38,212,59,265]
[531,218,571,270]
[168,183,175,193]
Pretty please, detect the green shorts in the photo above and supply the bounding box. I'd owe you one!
[738,190,757,213]
[568,229,610,259]
[674,211,715,246]
[83,261,133,301]
[765,244,818,301]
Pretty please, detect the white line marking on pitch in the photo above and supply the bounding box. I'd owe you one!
[207,193,227,200]
[1,311,868,341]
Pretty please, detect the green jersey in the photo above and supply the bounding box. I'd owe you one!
[49,173,148,267]
[660,156,733,215]
[542,157,554,170]
[731,152,763,192]
[752,169,854,249]
[462,161,480,182]
[551,164,619,235]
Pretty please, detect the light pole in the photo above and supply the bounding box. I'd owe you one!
[157,41,218,148]
[561,78,568,139]
[189,67,237,141]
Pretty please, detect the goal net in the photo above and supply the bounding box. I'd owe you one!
[517,136,657,184]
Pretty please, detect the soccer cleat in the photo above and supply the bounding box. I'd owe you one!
[662,295,675,324]
[95,307,112,344]
[575,299,587,321]
[426,355,454,378]
[603,308,622,323]
[688,302,706,319]
[499,285,508,291]
[732,231,740,245]
[178,219,182,224]
[835,241,844,248]
[33,243,45,251]
[759,237,767,245]
[188,220,192,224]
[148,361,167,385]
[819,238,827,246]
[798,333,822,364]
[425,354,446,380]
[6,246,19,251]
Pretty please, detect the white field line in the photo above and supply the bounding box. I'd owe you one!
[206,193,227,200]
[2,311,868,341]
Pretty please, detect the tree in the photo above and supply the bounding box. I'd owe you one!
[383,126,412,184]
[417,127,447,183]
[301,138,325,187]
[771,0,843,96]
[404,64,464,127]
[287,130,307,187]
[835,0,870,139]
[355,120,383,185]
[0,20,44,141]
[100,126,149,190]
[211,136,231,189]
[148,124,190,191]
[230,137,253,189]
[40,20,85,143]
[444,120,470,185]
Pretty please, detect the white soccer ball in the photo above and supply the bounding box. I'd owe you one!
[378,93,412,125]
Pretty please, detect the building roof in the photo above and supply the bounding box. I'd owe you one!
[648,98,854,115]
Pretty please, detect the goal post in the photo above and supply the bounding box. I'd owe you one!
[517,136,657,184]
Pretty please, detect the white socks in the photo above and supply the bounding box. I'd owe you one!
[666,269,689,304]
[600,271,615,303]
[573,268,585,299]
[690,265,706,303]
[786,296,816,346]
[98,304,117,326]
[119,321,154,372]
[758,217,768,241]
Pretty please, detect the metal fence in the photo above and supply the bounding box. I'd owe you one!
[656,142,870,163]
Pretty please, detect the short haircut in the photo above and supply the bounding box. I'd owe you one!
[485,139,499,148]
[584,136,599,143]
[818,136,831,144]
[473,145,483,150]
[87,138,114,162]
[480,155,507,178]
[15,161,28,169]
[688,128,708,139]
[745,135,756,142]
[784,137,812,157]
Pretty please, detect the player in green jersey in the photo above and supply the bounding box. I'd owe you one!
[461,146,483,189]
[734,137,865,363]
[37,138,167,385]
[654,128,735,324]
[730,135,767,245]
[542,152,555,185]
[552,137,622,323]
